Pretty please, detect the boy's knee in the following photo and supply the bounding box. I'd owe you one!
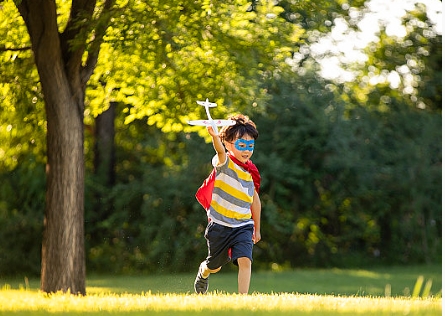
[237,257,251,268]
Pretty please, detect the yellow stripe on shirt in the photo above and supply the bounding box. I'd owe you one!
[228,160,253,182]
[210,200,252,220]
[214,179,253,203]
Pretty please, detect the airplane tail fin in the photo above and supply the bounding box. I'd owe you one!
[196,99,217,107]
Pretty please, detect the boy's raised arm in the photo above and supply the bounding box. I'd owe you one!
[207,126,226,165]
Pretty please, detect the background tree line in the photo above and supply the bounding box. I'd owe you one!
[0,0,441,280]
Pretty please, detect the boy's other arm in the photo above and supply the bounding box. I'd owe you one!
[207,126,226,165]
[251,190,261,244]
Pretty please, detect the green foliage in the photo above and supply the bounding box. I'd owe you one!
[84,114,215,273]
[0,0,441,275]
[86,0,299,133]
[0,1,45,171]
[251,67,441,268]
[325,105,440,264]
[82,65,441,274]
[0,157,44,275]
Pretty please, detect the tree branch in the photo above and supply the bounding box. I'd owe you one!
[0,46,32,52]
[81,0,116,85]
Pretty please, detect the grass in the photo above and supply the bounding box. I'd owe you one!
[0,264,442,315]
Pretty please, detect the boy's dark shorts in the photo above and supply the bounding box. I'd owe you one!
[204,221,254,270]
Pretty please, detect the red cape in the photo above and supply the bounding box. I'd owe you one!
[195,154,261,210]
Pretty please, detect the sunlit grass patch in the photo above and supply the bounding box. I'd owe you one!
[0,265,441,315]
[0,290,441,315]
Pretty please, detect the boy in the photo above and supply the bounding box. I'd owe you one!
[194,114,261,294]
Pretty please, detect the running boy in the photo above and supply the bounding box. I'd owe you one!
[194,114,261,294]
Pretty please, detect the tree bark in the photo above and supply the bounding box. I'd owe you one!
[17,0,87,294]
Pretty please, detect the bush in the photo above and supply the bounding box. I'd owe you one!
[0,158,44,276]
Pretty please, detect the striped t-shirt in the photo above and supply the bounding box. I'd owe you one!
[207,154,255,228]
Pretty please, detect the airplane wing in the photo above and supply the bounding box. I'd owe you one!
[187,119,235,127]
[197,100,217,107]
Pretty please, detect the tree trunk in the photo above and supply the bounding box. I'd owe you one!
[92,102,116,225]
[17,0,86,294]
[41,87,86,295]
[94,102,116,188]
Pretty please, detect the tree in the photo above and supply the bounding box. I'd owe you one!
[11,0,115,294]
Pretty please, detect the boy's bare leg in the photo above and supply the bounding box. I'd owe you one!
[237,257,252,294]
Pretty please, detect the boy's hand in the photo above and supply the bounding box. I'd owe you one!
[207,126,218,137]
[253,230,261,244]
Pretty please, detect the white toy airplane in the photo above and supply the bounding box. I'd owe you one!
[187,99,235,134]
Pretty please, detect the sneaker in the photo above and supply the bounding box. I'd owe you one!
[194,267,209,294]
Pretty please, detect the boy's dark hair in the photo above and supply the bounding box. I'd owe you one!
[219,114,258,143]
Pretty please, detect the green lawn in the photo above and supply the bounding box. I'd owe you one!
[88,264,442,296]
[0,264,441,315]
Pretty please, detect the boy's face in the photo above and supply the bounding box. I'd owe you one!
[224,133,255,163]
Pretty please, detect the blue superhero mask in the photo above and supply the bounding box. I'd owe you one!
[234,139,255,152]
